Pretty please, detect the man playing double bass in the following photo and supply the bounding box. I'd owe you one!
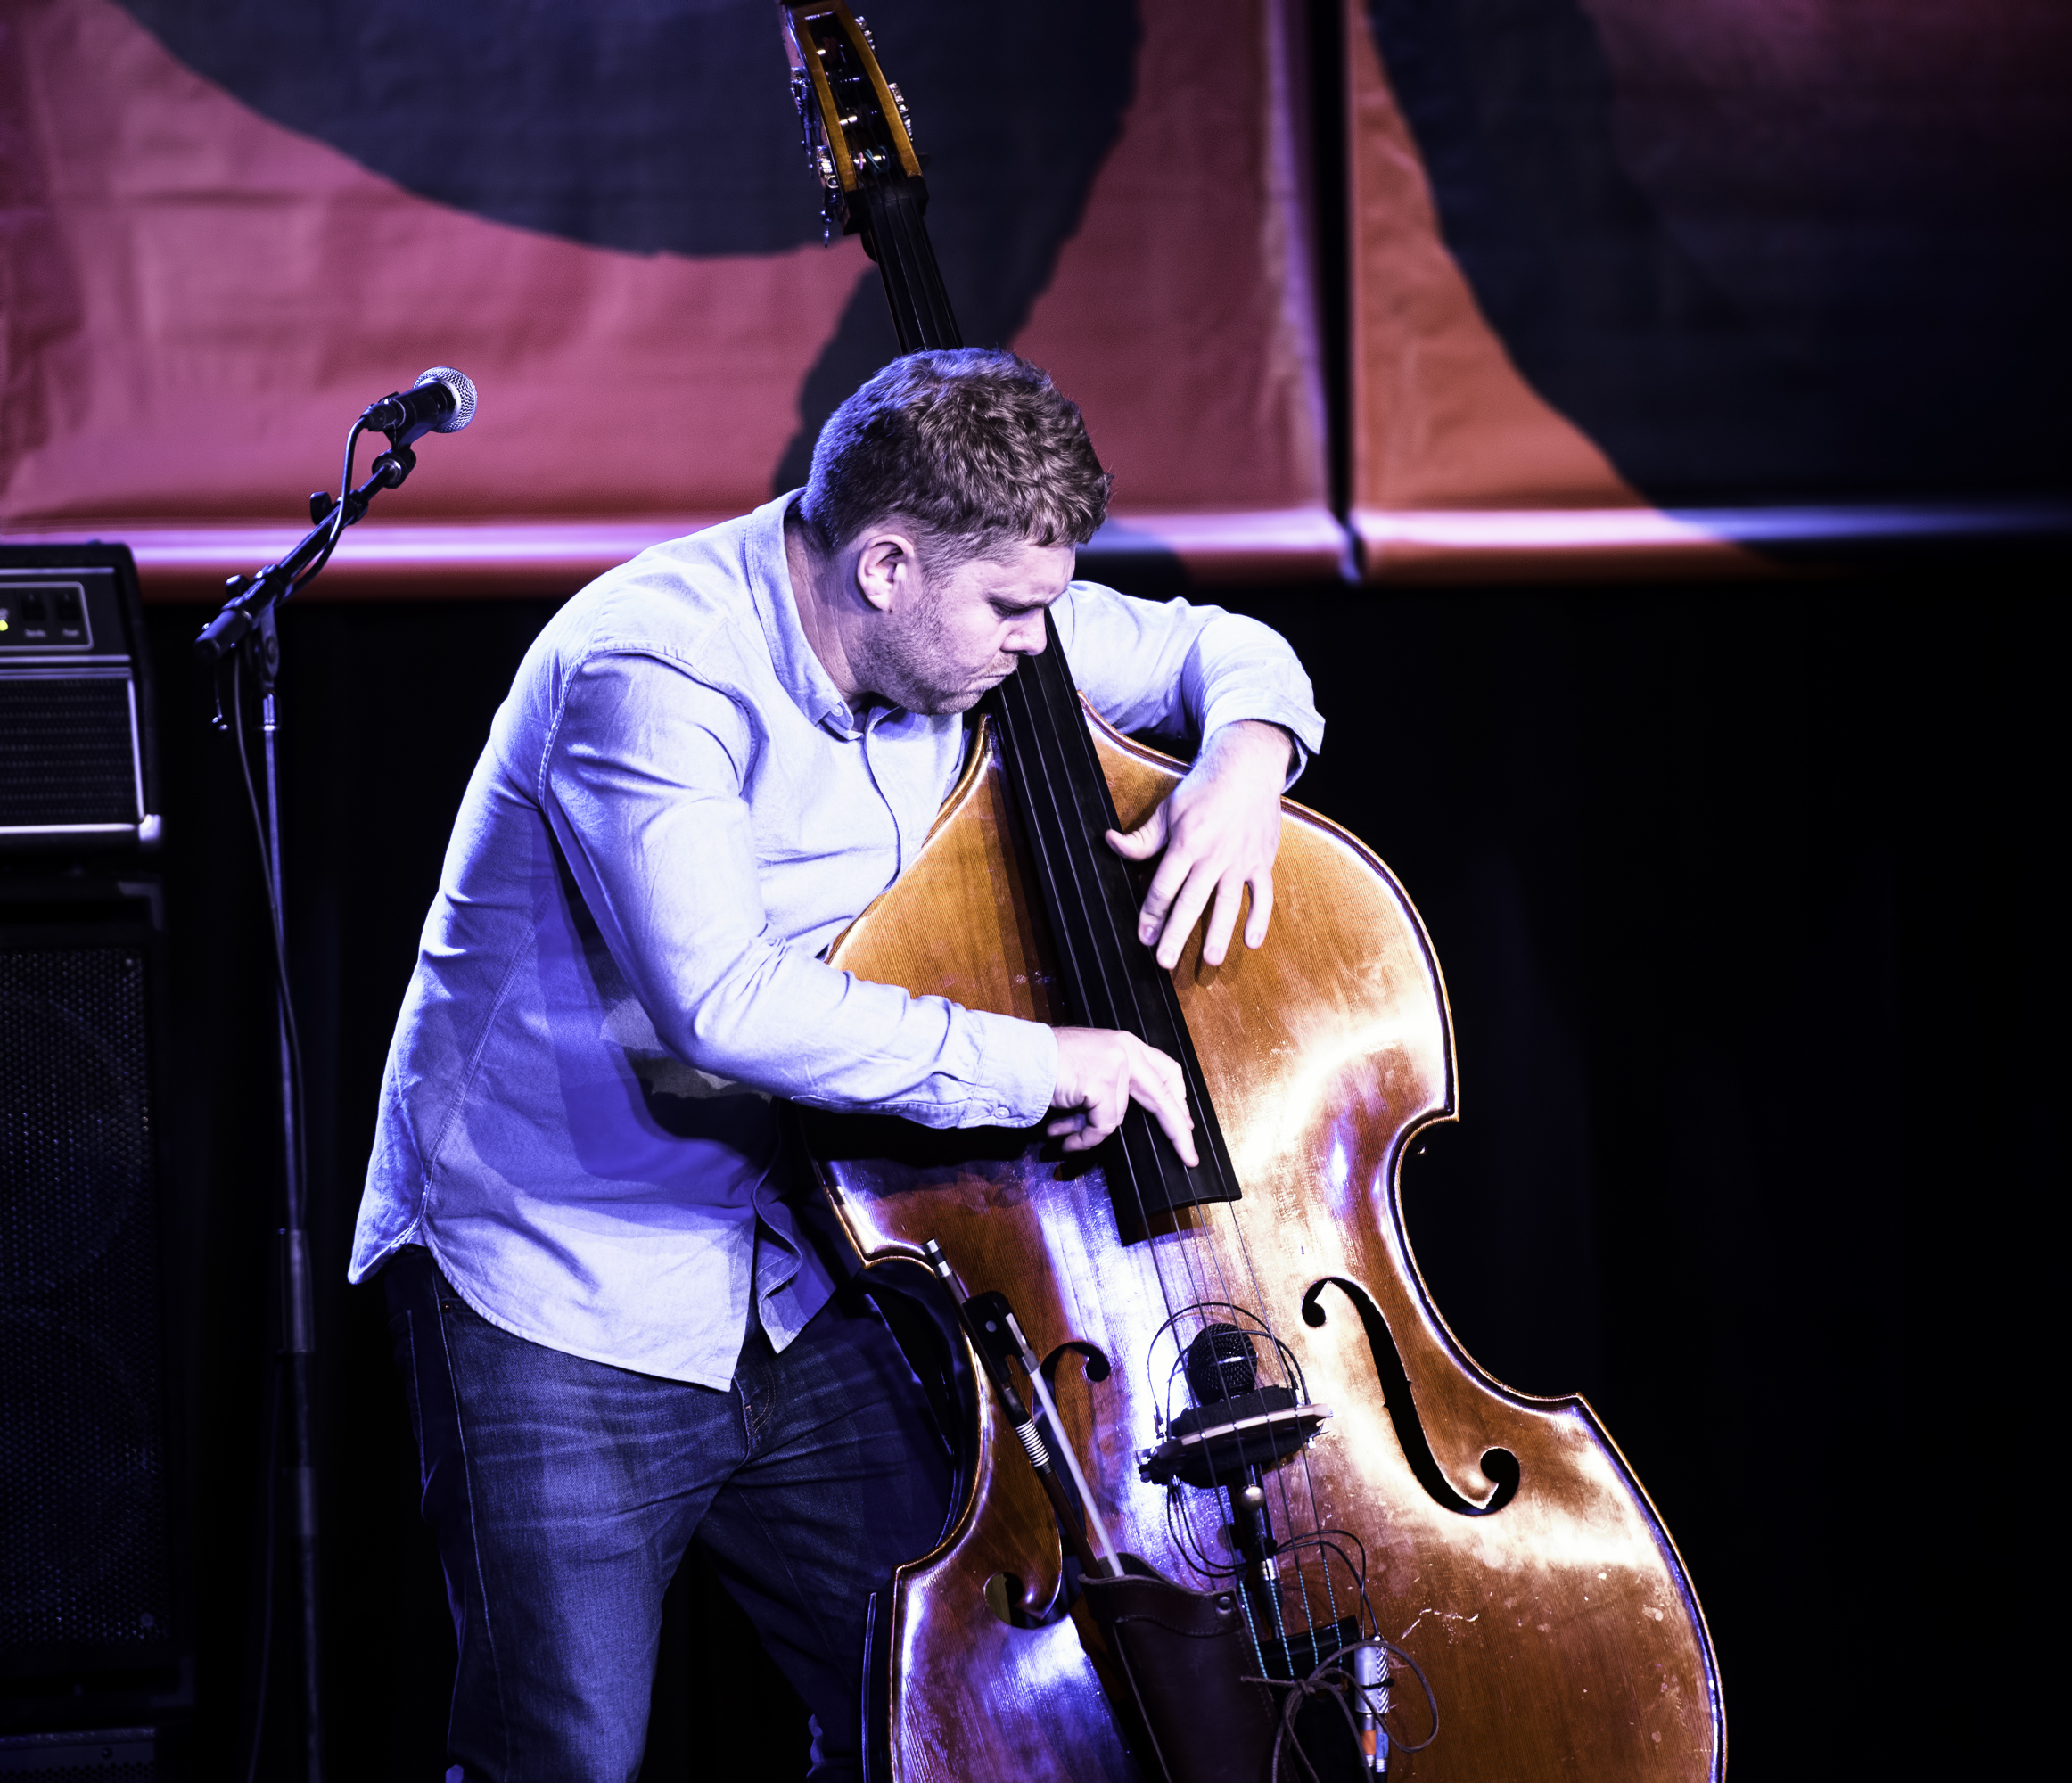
[351,349,1324,1781]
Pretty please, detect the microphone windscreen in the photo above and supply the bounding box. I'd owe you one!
[1184,1321,1258,1405]
[414,366,477,433]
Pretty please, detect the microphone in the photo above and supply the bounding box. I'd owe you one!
[361,366,477,446]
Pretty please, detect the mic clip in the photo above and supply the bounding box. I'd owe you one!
[370,441,418,489]
[358,390,413,433]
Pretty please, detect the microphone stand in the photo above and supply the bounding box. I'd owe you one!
[196,431,419,1783]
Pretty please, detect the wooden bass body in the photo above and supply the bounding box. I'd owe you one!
[804,703,1724,1782]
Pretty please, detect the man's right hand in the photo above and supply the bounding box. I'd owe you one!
[1048,1027,1199,1166]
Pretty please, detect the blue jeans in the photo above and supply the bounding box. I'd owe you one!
[380,1245,953,1783]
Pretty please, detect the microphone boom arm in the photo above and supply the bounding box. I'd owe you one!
[193,438,415,662]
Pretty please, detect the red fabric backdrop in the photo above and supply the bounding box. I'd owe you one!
[3,0,2064,592]
[1,0,1337,593]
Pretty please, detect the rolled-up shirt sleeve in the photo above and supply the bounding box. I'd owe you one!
[1055,582,1325,781]
[539,650,1058,1129]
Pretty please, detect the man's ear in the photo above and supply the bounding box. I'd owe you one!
[851,530,921,615]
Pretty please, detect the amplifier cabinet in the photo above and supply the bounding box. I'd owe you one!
[0,878,190,1746]
[0,547,160,850]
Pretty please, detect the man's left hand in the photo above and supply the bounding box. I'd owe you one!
[1106,719,1293,970]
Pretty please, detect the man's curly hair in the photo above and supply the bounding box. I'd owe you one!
[799,349,1113,569]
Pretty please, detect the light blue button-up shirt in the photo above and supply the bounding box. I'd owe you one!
[349,494,1325,1384]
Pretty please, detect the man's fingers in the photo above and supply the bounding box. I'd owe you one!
[1200,873,1246,968]
[1155,866,1218,970]
[1106,802,1168,864]
[1076,1064,1126,1152]
[1243,871,1275,949]
[1055,1048,1131,1153]
[1145,1084,1199,1167]
[1133,841,1195,944]
[1048,1028,1197,1166]
[1128,1039,1198,1166]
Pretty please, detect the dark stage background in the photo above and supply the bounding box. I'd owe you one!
[129,549,2050,1777]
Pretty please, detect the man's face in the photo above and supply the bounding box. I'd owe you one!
[862,538,1076,716]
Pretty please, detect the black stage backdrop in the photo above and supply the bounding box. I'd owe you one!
[136,555,2050,1777]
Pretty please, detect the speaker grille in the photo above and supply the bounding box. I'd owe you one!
[0,946,173,1660]
[0,681,138,828]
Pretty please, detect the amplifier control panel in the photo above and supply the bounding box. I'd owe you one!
[1,571,113,653]
[1,549,155,847]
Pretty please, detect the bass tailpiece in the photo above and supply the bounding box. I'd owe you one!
[1080,1560,1430,1782]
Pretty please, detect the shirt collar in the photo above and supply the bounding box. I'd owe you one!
[748,490,861,736]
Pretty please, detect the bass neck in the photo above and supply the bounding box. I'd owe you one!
[858,180,961,354]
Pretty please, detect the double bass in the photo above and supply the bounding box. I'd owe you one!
[776,8,1723,1778]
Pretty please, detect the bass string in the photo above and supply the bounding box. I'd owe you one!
[1141,1216,1326,1674]
[1110,1192,1253,1597]
[1188,1116,1348,1658]
[1093,1111,1297,1672]
[1039,663,1336,1650]
[1106,743,1338,1650]
[1173,870,1361,1652]
[1016,675,1255,1575]
[1084,924,1314,1638]
[1218,1207,1338,1663]
[1109,879,1353,1668]
[1122,1146,1320,1664]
